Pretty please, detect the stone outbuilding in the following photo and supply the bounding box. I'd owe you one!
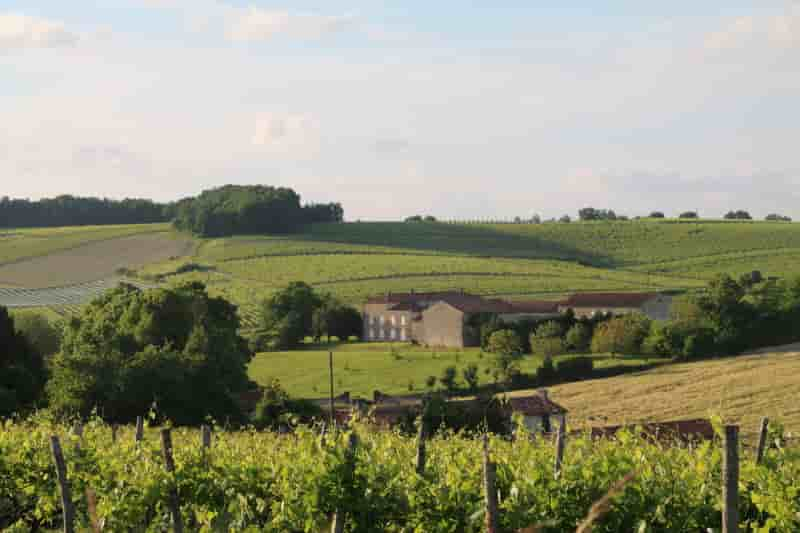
[559,292,673,321]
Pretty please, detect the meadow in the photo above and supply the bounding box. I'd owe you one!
[248,342,667,399]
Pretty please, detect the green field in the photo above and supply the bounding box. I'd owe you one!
[248,342,667,398]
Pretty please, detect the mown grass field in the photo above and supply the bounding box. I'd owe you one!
[248,342,667,398]
[536,345,800,441]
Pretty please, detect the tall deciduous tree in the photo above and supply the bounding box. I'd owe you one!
[46,282,252,424]
[0,307,47,417]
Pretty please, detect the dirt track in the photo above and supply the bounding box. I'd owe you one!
[0,233,193,288]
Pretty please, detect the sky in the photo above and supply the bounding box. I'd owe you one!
[2,1,799,220]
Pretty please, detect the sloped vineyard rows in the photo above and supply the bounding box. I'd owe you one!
[1,418,798,532]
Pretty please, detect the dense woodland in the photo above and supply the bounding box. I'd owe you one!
[0,195,172,228]
[172,185,344,237]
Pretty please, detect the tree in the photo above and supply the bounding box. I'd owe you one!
[530,214,541,224]
[46,282,253,424]
[423,215,437,222]
[487,329,524,383]
[649,211,665,218]
[766,213,791,222]
[404,215,423,222]
[252,379,322,430]
[462,364,479,391]
[679,211,698,219]
[13,311,61,358]
[578,208,619,221]
[0,307,47,417]
[590,313,651,355]
[440,366,457,393]
[724,210,752,220]
[257,282,321,349]
[565,322,592,352]
[425,375,437,390]
[559,215,572,223]
[529,321,566,357]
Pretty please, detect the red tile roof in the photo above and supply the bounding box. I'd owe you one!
[438,296,516,314]
[507,393,567,416]
[508,300,562,314]
[561,292,659,308]
[591,419,715,443]
[366,291,474,304]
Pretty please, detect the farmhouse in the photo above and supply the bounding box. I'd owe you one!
[363,290,671,347]
[363,291,560,347]
[558,292,673,321]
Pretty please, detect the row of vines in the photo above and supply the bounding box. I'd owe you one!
[1,416,798,532]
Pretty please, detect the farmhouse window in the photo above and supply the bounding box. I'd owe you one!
[391,315,397,326]
[390,328,397,340]
[379,316,385,325]
[400,315,407,325]
[400,329,407,341]
[371,328,377,339]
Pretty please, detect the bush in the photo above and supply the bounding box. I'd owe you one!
[555,356,594,380]
[486,329,523,356]
[253,379,322,430]
[529,321,566,357]
[679,211,699,219]
[462,364,479,392]
[535,356,556,384]
[565,322,592,352]
[590,313,651,355]
[649,211,665,218]
[440,366,457,393]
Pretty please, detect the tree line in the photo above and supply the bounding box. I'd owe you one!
[0,195,173,228]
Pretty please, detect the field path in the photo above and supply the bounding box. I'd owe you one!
[0,232,194,288]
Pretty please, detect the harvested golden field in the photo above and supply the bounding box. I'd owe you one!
[530,346,800,441]
[0,232,194,287]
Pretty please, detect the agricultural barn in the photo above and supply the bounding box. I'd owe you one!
[363,291,560,348]
[558,292,673,321]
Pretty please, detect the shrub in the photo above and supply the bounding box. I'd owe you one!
[425,376,437,390]
[679,211,698,219]
[565,323,592,352]
[536,356,556,384]
[649,211,665,218]
[555,356,594,380]
[253,379,322,430]
[529,321,566,357]
[462,364,479,392]
[486,329,523,356]
[440,366,457,393]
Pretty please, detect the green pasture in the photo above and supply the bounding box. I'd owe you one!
[247,342,667,398]
[0,223,173,266]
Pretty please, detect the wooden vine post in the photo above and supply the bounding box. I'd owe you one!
[331,432,359,533]
[135,416,144,445]
[554,416,566,478]
[483,434,500,533]
[161,429,184,533]
[722,425,740,533]
[415,402,429,475]
[50,436,76,533]
[755,417,769,465]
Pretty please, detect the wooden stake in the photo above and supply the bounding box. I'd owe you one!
[135,416,144,444]
[160,429,184,533]
[554,417,566,478]
[111,424,118,444]
[483,434,500,533]
[201,425,212,449]
[331,432,358,533]
[755,417,769,465]
[722,425,739,533]
[415,416,428,475]
[50,436,75,533]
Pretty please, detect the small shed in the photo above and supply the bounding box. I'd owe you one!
[508,390,567,434]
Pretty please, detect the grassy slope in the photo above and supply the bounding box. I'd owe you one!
[248,342,666,398]
[533,346,800,440]
[134,219,800,327]
[0,224,173,267]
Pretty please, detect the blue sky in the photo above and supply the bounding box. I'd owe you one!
[2,1,799,219]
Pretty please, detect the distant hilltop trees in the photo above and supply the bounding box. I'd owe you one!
[0,195,172,228]
[172,185,343,237]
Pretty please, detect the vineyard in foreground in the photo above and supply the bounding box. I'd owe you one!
[1,418,798,532]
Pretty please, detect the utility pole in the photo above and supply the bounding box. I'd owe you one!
[329,351,335,427]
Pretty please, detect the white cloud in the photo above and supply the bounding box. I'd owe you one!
[226,8,354,42]
[0,13,78,51]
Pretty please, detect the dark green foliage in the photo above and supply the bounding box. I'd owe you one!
[13,312,61,358]
[765,213,792,221]
[0,307,47,417]
[172,184,343,237]
[425,375,437,389]
[404,215,437,222]
[439,365,457,393]
[486,329,523,356]
[462,363,479,391]
[255,282,361,350]
[46,282,252,425]
[591,313,651,355]
[252,379,322,429]
[649,211,665,218]
[724,210,752,220]
[578,207,620,221]
[0,194,171,228]
[679,211,699,219]
[555,356,594,380]
[565,322,592,351]
[535,356,556,384]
